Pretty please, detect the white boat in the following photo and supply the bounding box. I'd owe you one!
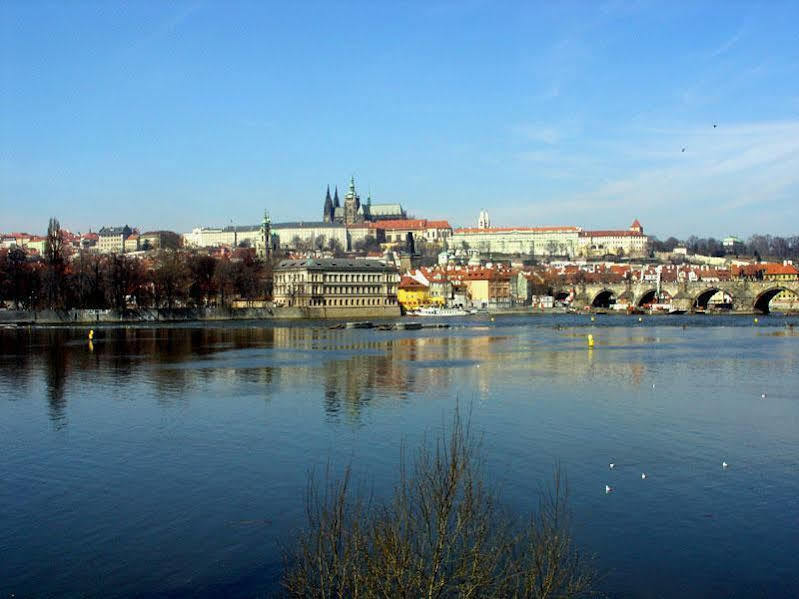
[409,306,471,317]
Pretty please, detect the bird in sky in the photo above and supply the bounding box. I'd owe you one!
[681,147,686,152]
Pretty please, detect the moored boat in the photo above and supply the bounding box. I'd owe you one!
[408,306,471,317]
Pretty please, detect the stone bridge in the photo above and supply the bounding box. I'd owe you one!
[555,280,799,313]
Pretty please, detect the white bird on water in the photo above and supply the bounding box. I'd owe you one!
[641,473,647,479]
[761,393,766,399]
[609,463,615,469]
[722,461,728,469]
[605,485,612,494]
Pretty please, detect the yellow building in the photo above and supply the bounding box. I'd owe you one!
[397,276,436,310]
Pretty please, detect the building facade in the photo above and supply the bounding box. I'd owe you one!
[578,220,650,258]
[182,226,253,248]
[723,236,746,254]
[272,222,348,251]
[449,225,581,257]
[184,218,346,252]
[97,225,133,253]
[273,258,401,316]
[374,219,452,247]
[397,276,435,311]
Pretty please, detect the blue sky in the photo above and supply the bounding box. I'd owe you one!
[2,1,798,239]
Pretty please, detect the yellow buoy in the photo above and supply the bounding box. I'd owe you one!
[88,340,94,352]
[754,318,759,324]
[490,317,495,322]
[88,329,94,340]
[638,317,643,322]
[587,334,595,348]
[590,316,595,322]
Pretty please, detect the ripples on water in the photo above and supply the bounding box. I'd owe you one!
[1,314,798,598]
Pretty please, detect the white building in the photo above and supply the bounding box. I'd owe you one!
[272,222,349,250]
[577,220,649,259]
[184,221,348,251]
[448,225,581,257]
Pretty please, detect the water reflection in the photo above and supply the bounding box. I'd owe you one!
[45,338,68,429]
[0,324,674,425]
[1,320,796,427]
[2,319,799,599]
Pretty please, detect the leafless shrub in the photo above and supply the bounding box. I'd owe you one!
[282,409,597,598]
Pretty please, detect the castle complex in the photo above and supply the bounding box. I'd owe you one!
[322,177,406,225]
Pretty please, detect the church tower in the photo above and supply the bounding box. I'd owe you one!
[323,185,333,222]
[343,176,364,225]
[478,209,491,229]
[257,209,272,259]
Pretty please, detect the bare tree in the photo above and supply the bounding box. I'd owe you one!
[69,251,105,309]
[283,409,596,598]
[214,259,237,307]
[42,217,66,308]
[152,251,189,311]
[1,248,38,309]
[327,238,346,257]
[187,254,217,307]
[105,254,145,312]
[354,235,381,253]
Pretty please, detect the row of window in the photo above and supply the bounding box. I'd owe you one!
[274,285,397,296]
[276,272,397,283]
[308,298,398,307]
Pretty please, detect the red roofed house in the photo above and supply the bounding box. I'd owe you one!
[762,262,799,282]
[370,219,452,248]
[578,219,649,259]
[397,275,435,311]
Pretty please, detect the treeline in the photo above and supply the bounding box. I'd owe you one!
[0,220,272,311]
[651,234,799,260]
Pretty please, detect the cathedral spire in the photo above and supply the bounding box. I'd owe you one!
[333,186,340,207]
[323,185,333,222]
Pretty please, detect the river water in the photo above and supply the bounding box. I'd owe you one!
[1,315,798,598]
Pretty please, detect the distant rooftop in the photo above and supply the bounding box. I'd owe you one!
[277,258,395,272]
[273,221,346,229]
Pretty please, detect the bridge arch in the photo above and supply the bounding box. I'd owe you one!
[754,287,799,314]
[591,289,616,308]
[554,290,571,303]
[693,288,732,311]
[635,289,657,307]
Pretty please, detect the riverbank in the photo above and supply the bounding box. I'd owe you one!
[0,304,404,325]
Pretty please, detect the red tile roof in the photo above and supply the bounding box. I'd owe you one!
[762,263,798,276]
[371,219,451,231]
[581,230,646,237]
[399,275,428,289]
[454,226,580,234]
